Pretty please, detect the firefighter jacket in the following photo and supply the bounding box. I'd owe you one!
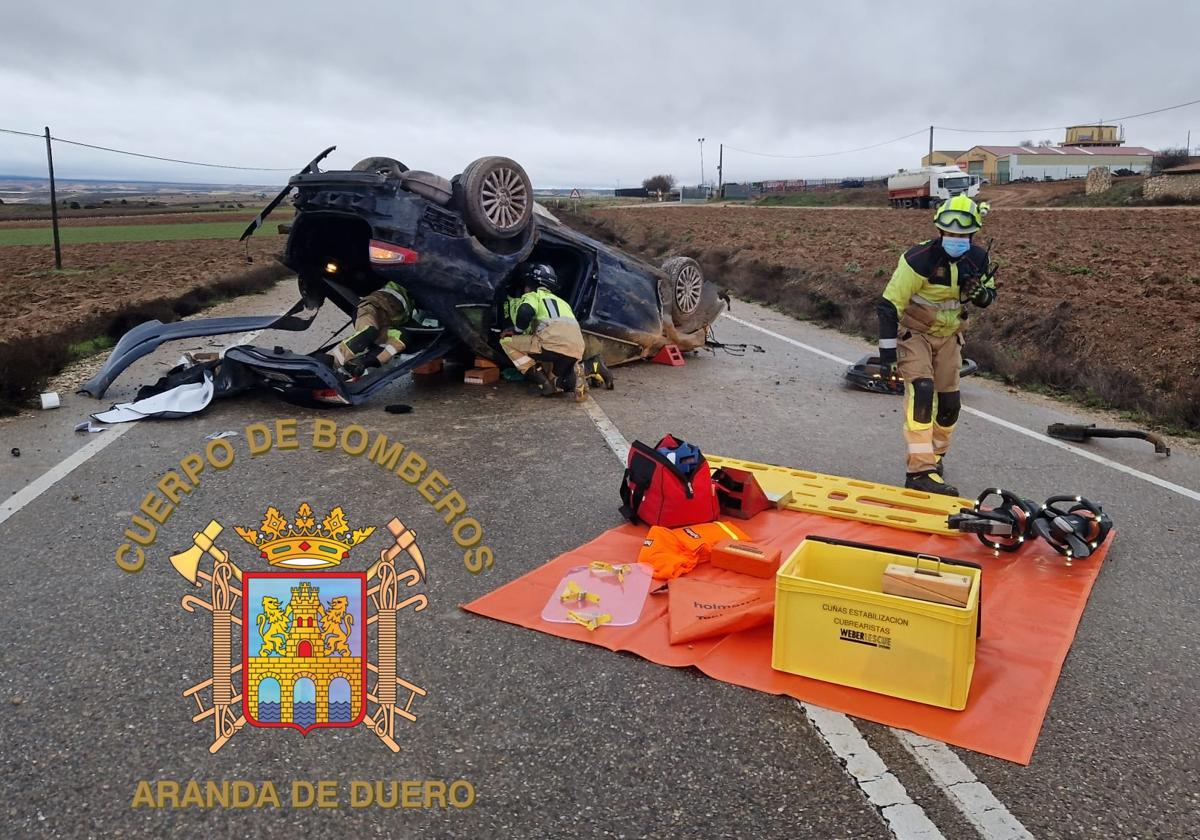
[512,288,577,334]
[877,239,995,344]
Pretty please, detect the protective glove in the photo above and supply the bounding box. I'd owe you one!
[878,346,898,379]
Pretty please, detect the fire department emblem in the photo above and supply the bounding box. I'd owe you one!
[171,504,428,753]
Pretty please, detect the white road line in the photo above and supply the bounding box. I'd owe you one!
[1,326,267,529]
[581,396,630,463]
[723,312,1200,504]
[0,425,133,527]
[581,393,943,840]
[723,313,854,366]
[898,733,1035,840]
[802,703,947,839]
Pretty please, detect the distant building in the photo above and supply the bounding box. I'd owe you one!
[921,150,967,167]
[955,145,1155,183]
[1064,125,1121,147]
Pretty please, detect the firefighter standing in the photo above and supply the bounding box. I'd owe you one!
[326,280,414,377]
[876,196,996,496]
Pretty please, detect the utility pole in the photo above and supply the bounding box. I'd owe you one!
[698,137,705,188]
[717,143,724,193]
[928,125,934,165]
[44,126,62,270]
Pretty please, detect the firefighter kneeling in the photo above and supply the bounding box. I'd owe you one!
[876,196,996,496]
[501,263,612,400]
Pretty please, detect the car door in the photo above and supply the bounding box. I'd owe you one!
[578,250,664,364]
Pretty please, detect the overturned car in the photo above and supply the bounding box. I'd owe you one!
[82,148,724,406]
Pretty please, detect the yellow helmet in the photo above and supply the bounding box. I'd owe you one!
[933,195,983,234]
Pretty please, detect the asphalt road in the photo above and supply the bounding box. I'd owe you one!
[1,282,1197,839]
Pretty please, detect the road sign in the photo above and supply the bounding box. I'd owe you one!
[569,188,581,200]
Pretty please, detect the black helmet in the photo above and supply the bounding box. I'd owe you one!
[521,262,558,292]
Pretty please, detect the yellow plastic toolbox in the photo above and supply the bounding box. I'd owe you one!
[772,536,982,710]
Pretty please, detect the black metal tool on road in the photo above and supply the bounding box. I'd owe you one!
[1047,423,1170,456]
[846,355,978,395]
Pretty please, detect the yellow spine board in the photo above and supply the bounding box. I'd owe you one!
[707,455,969,536]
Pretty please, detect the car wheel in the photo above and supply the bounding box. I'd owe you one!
[460,156,533,241]
[351,157,408,178]
[660,256,717,334]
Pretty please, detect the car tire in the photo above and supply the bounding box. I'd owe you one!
[351,157,408,178]
[460,156,533,242]
[660,256,717,334]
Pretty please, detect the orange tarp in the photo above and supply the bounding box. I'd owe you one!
[463,509,1110,764]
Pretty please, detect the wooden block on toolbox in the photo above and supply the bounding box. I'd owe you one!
[463,366,500,385]
[413,359,444,376]
[473,356,499,369]
[881,563,972,607]
[711,539,782,578]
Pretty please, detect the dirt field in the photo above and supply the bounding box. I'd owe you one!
[581,205,1200,429]
[0,237,285,344]
[0,235,292,409]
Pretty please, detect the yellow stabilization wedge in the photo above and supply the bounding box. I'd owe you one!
[707,455,970,536]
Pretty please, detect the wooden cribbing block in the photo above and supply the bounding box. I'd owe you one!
[464,367,499,385]
[711,539,782,578]
[881,563,971,607]
[474,356,499,369]
[413,359,444,375]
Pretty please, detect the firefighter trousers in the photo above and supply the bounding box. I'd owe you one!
[897,330,962,474]
[501,319,586,373]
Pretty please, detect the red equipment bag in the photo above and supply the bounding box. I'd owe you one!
[618,434,720,528]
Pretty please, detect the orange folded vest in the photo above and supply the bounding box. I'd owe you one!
[638,521,750,580]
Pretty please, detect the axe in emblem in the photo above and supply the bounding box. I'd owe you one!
[172,520,246,753]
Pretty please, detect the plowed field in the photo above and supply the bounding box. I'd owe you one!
[0,237,284,343]
[585,205,1200,428]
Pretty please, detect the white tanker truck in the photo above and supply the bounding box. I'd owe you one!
[887,166,982,208]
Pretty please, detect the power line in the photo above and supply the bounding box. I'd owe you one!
[935,95,1200,134]
[724,128,927,159]
[0,126,295,171]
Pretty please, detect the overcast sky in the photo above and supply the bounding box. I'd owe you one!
[1,0,1197,188]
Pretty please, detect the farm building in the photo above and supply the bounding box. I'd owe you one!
[921,150,967,167]
[956,145,1155,183]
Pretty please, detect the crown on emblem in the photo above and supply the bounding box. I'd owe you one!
[234,503,374,569]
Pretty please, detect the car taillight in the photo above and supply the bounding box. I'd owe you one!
[369,240,420,265]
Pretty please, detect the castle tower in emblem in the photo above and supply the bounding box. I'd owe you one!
[244,578,365,731]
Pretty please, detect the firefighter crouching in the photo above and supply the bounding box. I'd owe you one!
[501,263,612,399]
[876,196,997,496]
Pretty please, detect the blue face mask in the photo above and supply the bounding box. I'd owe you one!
[941,236,970,258]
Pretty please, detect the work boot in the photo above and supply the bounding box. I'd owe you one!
[330,325,380,368]
[524,367,558,397]
[584,355,614,390]
[905,471,959,497]
[933,455,945,476]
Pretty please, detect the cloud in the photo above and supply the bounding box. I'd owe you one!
[1,0,1197,187]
